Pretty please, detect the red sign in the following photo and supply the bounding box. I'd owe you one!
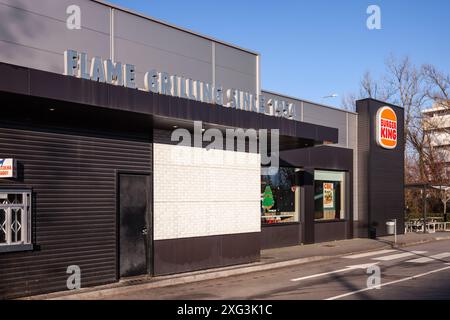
[0,159,16,178]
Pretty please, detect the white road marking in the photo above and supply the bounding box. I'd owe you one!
[406,252,450,264]
[325,265,450,300]
[342,249,397,259]
[372,251,427,261]
[290,263,379,282]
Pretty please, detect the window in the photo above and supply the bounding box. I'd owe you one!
[314,171,346,221]
[261,168,300,225]
[0,191,32,246]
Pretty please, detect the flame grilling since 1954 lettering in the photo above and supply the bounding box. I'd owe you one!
[376,106,397,149]
[63,49,297,120]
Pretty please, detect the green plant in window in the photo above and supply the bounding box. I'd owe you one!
[262,186,275,211]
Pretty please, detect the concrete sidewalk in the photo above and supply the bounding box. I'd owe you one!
[25,232,450,300]
[262,231,450,263]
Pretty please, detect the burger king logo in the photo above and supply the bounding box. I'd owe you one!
[376,106,397,149]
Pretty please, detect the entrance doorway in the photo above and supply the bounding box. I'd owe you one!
[118,173,152,278]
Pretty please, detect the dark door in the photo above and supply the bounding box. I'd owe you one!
[119,173,151,278]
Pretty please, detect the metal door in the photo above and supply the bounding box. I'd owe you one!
[119,173,151,277]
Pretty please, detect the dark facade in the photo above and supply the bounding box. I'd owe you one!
[0,109,152,298]
[0,62,405,299]
[356,99,405,237]
[0,63,336,299]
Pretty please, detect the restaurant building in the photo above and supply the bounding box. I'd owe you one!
[0,0,404,298]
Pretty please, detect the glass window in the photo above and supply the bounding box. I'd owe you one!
[261,168,300,225]
[0,190,32,246]
[314,171,346,221]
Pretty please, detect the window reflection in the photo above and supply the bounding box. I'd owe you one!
[314,171,346,221]
[261,168,300,225]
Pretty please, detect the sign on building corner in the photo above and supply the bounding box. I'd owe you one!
[376,106,397,149]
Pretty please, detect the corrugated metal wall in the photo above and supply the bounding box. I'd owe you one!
[0,123,152,299]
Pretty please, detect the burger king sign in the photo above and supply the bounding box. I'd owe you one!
[376,106,397,149]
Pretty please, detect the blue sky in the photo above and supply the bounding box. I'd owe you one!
[107,0,450,108]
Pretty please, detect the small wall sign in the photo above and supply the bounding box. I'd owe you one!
[323,182,335,209]
[0,159,17,178]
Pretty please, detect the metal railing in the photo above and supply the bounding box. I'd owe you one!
[405,220,450,233]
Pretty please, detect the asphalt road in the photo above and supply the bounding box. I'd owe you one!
[102,240,450,300]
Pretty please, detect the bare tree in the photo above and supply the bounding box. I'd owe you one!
[360,71,378,99]
[421,64,450,186]
[341,92,358,112]
[422,64,450,104]
[341,71,390,111]
[343,56,429,180]
[343,57,450,220]
[347,57,450,219]
[384,56,427,133]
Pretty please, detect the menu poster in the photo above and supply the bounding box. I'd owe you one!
[323,183,334,209]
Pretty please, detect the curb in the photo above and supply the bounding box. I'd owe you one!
[25,234,450,300]
[393,235,450,248]
[39,255,334,300]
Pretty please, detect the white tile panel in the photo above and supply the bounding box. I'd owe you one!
[153,144,261,240]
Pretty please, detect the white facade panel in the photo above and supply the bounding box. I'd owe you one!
[153,144,261,240]
[427,132,450,147]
